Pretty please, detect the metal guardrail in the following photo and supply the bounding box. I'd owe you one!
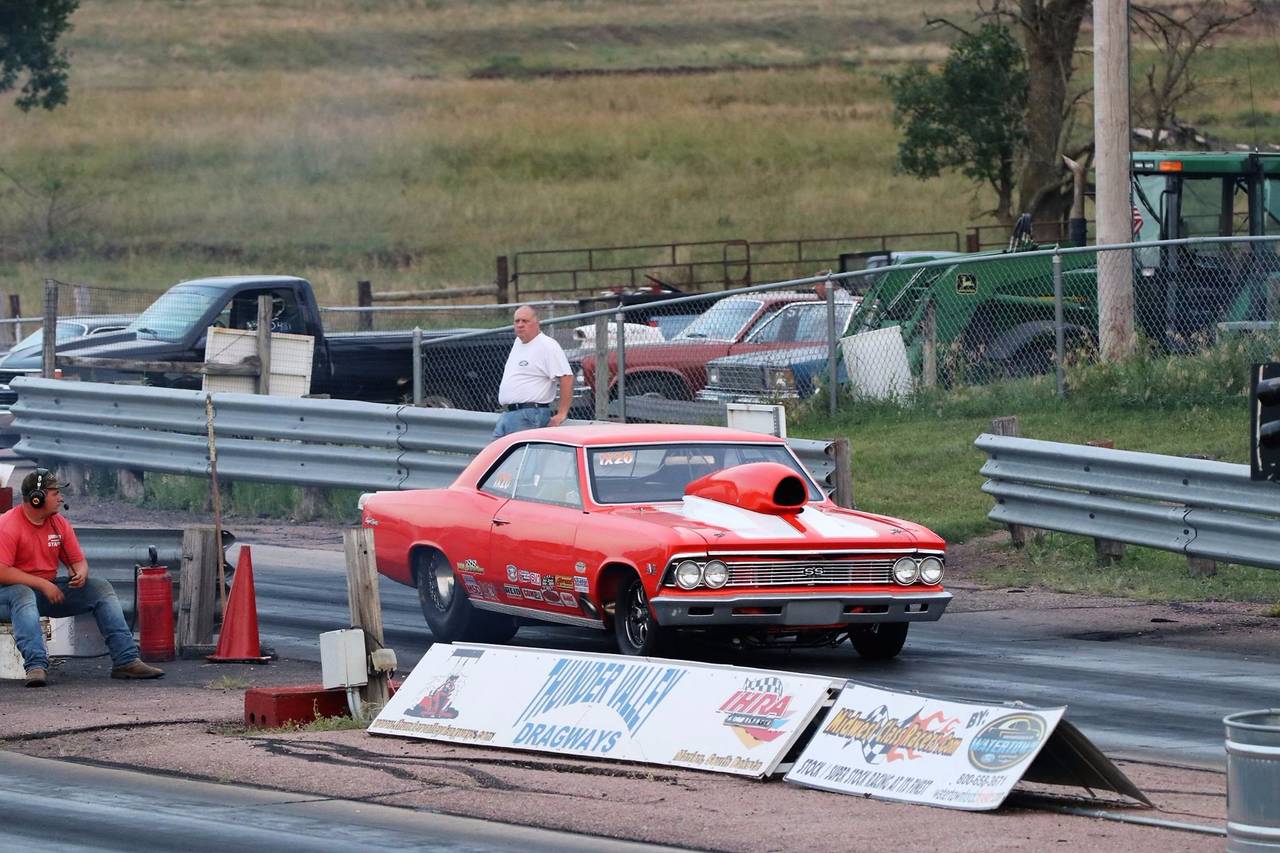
[77,527,235,617]
[11,378,836,492]
[977,434,1280,570]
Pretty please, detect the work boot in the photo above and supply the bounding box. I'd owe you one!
[25,668,47,687]
[110,659,165,680]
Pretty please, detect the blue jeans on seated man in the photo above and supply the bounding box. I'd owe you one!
[493,405,552,439]
[0,577,141,672]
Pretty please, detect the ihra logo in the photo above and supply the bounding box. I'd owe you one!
[968,713,1046,771]
[718,676,794,747]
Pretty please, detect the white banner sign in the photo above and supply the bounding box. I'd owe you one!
[370,643,840,778]
[785,683,1065,809]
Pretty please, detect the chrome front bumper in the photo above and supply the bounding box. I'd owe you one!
[650,590,951,627]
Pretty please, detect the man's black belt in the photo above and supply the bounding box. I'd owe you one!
[504,402,550,411]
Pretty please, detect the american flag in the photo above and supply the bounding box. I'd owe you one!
[1132,205,1144,235]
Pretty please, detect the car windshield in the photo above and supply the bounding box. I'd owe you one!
[746,302,855,343]
[125,285,223,341]
[587,442,821,504]
[12,322,90,350]
[673,300,762,342]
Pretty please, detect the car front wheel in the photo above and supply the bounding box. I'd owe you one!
[614,575,667,656]
[850,622,909,660]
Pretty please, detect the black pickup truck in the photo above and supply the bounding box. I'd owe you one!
[0,275,514,408]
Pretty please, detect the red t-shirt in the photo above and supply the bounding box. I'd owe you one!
[0,506,85,582]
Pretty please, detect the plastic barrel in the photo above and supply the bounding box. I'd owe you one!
[1225,709,1280,852]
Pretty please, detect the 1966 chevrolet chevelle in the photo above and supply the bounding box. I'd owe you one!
[362,424,950,659]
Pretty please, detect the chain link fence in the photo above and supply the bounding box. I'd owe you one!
[421,235,1280,425]
[9,236,1277,422]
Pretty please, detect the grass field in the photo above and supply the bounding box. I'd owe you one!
[1,0,1275,310]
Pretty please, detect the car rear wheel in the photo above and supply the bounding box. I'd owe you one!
[850,622,909,660]
[614,575,667,656]
[413,551,518,644]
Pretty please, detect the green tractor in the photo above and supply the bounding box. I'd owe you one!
[850,151,1280,383]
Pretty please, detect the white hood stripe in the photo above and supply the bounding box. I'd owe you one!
[672,496,876,540]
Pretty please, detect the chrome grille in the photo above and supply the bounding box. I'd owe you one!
[724,558,895,587]
[711,364,765,392]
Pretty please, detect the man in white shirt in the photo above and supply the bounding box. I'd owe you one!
[493,305,573,438]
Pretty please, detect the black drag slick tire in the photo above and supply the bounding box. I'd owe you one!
[614,575,667,656]
[850,622,909,660]
[413,550,519,644]
[415,550,474,642]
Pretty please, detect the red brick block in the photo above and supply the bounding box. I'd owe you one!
[244,684,350,728]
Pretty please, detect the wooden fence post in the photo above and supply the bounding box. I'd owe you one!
[990,416,1038,547]
[830,437,855,509]
[117,469,145,502]
[357,280,373,331]
[42,280,58,379]
[343,528,390,710]
[594,314,610,421]
[1084,439,1125,564]
[255,294,272,396]
[177,526,220,655]
[496,256,510,305]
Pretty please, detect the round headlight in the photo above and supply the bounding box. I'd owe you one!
[918,556,944,585]
[892,557,919,585]
[675,560,703,590]
[702,560,728,589]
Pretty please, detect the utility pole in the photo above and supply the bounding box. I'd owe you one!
[1094,0,1136,362]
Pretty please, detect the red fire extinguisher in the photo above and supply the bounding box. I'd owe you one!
[137,546,175,662]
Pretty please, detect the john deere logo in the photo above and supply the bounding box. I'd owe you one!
[956,273,977,295]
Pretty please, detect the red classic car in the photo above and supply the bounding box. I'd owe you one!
[362,424,949,659]
[575,292,857,402]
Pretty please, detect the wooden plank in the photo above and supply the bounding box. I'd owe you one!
[256,294,272,395]
[372,285,497,303]
[830,437,855,509]
[177,526,219,653]
[989,416,1038,547]
[58,355,261,376]
[343,527,390,710]
[42,280,58,379]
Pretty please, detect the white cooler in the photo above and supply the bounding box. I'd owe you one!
[1,614,109,678]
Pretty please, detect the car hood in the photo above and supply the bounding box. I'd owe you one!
[708,344,827,368]
[606,497,931,550]
[0,330,152,371]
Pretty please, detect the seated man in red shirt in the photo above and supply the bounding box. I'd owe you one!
[0,469,164,687]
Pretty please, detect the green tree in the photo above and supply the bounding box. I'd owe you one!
[1,0,79,111]
[887,23,1029,227]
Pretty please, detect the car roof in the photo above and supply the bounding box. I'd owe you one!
[503,423,788,447]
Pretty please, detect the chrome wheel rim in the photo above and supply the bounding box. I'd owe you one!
[624,583,649,648]
[433,559,455,609]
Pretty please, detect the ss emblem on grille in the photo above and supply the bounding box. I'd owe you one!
[802,566,825,576]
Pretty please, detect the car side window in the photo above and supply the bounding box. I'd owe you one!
[479,447,526,498]
[513,444,581,508]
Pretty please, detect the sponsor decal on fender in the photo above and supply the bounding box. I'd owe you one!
[463,576,481,596]
[559,592,578,607]
[480,582,498,599]
[542,575,556,593]
[555,576,575,591]
[719,676,796,748]
[520,570,541,585]
[574,576,589,593]
[506,565,518,582]
[456,558,483,574]
[821,704,962,764]
[574,561,587,574]
[504,584,522,599]
[522,588,544,602]
[967,714,1046,771]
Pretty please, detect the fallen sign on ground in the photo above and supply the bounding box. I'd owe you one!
[369,643,843,778]
[785,682,1151,810]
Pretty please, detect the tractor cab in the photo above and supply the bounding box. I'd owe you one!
[1130,152,1280,349]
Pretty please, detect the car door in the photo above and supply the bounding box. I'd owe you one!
[487,443,586,616]
[457,445,527,605]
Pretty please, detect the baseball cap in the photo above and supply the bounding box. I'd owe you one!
[21,468,69,499]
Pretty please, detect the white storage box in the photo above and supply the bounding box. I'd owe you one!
[1,618,52,679]
[203,327,315,397]
[46,613,109,658]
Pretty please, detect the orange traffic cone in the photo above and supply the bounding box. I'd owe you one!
[208,546,271,663]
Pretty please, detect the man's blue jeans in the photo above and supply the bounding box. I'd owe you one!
[0,578,140,672]
[493,406,552,438]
